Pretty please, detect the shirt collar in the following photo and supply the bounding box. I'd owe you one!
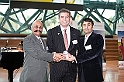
[35,35,40,39]
[85,31,92,39]
[60,25,70,32]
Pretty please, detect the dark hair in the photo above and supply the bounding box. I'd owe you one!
[58,8,71,17]
[81,18,94,26]
[121,37,124,46]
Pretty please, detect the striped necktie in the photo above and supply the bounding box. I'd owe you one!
[39,38,45,50]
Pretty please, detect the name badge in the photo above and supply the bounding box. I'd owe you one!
[46,46,48,50]
[72,40,78,44]
[85,45,92,50]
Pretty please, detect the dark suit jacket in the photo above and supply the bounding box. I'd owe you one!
[46,25,81,79]
[77,32,104,82]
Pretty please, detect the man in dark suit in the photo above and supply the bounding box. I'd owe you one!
[77,18,104,82]
[46,8,81,82]
[19,20,64,82]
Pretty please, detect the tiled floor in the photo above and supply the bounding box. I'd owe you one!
[0,68,21,82]
[103,60,124,82]
[0,60,124,82]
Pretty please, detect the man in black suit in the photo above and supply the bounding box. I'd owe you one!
[77,18,104,82]
[46,8,81,82]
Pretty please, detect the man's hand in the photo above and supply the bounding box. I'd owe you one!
[66,53,76,61]
[53,52,66,62]
[62,52,76,62]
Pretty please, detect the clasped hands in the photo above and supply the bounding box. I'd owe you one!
[53,52,76,62]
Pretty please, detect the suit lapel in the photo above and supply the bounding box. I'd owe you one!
[68,27,76,51]
[85,32,95,46]
[56,26,66,50]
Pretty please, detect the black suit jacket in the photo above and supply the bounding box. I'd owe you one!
[46,25,81,77]
[77,32,104,82]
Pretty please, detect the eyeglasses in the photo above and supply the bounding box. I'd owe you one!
[34,25,43,29]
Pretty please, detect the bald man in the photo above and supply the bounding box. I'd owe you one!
[19,20,64,82]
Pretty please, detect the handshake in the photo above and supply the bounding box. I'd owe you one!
[53,51,76,62]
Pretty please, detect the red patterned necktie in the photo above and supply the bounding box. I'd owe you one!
[63,29,68,50]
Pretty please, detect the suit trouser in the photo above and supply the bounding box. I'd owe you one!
[50,62,77,82]
[78,63,104,82]
[78,63,85,82]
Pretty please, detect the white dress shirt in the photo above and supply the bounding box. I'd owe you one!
[60,25,71,48]
[84,32,92,46]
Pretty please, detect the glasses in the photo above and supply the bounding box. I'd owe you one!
[34,25,43,29]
